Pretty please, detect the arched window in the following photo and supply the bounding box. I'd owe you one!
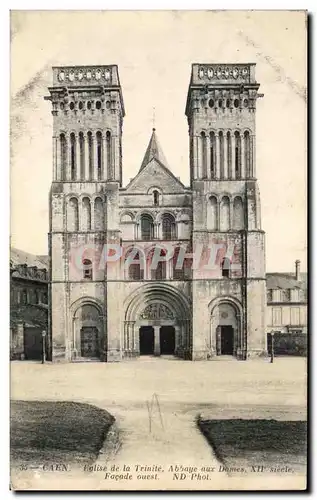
[140,214,154,240]
[210,132,215,179]
[153,190,159,206]
[22,289,28,304]
[227,132,232,178]
[233,196,244,229]
[67,197,79,231]
[106,131,112,179]
[83,259,93,280]
[207,196,218,230]
[162,213,176,240]
[219,131,224,179]
[244,131,251,177]
[149,248,167,280]
[60,133,67,180]
[221,257,231,278]
[70,133,76,180]
[96,132,102,180]
[173,247,186,280]
[94,197,104,231]
[125,248,145,281]
[234,131,241,179]
[87,132,93,180]
[201,132,207,178]
[220,196,230,231]
[79,132,85,180]
[82,197,91,231]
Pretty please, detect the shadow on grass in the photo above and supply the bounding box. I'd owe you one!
[198,418,307,473]
[11,400,114,465]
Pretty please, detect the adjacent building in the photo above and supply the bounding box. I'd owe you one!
[10,248,49,360]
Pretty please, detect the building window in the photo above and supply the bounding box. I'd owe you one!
[83,259,93,280]
[201,132,207,178]
[70,133,76,181]
[22,289,28,304]
[43,292,48,304]
[210,132,215,179]
[267,289,273,302]
[162,214,176,240]
[221,257,230,278]
[125,249,144,281]
[87,131,93,180]
[96,131,102,180]
[149,249,167,280]
[140,214,154,240]
[281,289,291,302]
[106,131,112,179]
[60,133,67,180]
[153,190,159,206]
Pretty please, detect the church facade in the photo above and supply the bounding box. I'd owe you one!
[46,63,267,362]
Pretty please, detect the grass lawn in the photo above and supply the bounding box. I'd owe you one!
[11,400,114,465]
[198,419,307,474]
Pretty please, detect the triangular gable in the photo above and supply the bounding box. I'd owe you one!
[124,157,186,193]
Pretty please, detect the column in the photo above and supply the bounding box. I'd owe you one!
[76,134,81,181]
[84,134,89,181]
[215,133,220,179]
[206,134,211,179]
[52,136,58,181]
[223,132,228,179]
[154,326,160,356]
[174,325,181,355]
[231,133,236,180]
[241,132,245,179]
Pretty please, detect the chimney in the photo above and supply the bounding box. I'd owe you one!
[295,259,301,281]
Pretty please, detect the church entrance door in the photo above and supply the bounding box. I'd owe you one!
[160,326,175,355]
[220,325,234,355]
[80,327,99,358]
[139,326,154,355]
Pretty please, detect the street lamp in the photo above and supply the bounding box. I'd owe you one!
[41,330,47,364]
[270,330,275,363]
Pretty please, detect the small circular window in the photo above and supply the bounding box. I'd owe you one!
[218,100,223,108]
[243,99,249,107]
[69,102,75,110]
[87,101,92,110]
[96,101,102,110]
[234,99,240,108]
[78,101,83,110]
[208,99,214,108]
[226,99,230,108]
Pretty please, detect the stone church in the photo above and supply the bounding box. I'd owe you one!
[46,63,266,362]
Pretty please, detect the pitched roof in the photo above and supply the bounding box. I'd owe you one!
[10,248,49,270]
[266,272,307,290]
[139,128,170,172]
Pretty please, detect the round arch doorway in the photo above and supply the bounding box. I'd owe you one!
[123,283,191,359]
[210,299,242,358]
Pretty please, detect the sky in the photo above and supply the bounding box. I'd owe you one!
[10,10,307,272]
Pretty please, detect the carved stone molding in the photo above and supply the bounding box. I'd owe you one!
[139,303,174,320]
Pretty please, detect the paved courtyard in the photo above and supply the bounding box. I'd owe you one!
[10,357,307,491]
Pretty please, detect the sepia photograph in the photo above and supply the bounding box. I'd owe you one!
[10,10,307,491]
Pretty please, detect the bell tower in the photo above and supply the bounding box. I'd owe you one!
[46,65,125,362]
[186,63,266,360]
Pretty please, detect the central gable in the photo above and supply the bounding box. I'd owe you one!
[125,158,186,194]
